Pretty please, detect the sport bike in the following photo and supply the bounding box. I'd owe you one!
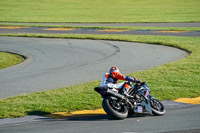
[94,82,166,120]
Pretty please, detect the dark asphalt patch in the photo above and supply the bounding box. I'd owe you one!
[0,26,200,37]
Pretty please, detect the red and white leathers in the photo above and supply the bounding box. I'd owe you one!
[100,67,137,94]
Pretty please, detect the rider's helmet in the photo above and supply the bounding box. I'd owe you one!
[109,66,120,74]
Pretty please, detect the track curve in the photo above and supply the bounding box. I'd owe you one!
[0,36,187,99]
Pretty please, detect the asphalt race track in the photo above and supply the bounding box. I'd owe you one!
[0,102,200,133]
[0,36,187,99]
[0,22,200,37]
[0,23,200,133]
[0,26,200,37]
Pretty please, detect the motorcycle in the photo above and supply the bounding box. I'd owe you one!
[94,82,166,120]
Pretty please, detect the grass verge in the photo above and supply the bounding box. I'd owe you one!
[0,52,24,69]
[0,0,200,22]
[0,33,199,119]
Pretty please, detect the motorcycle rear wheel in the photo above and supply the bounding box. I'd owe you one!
[102,96,128,120]
[150,97,166,116]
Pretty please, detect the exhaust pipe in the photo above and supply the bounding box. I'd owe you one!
[105,89,125,99]
[94,87,125,99]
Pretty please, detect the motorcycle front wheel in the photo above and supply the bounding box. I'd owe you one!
[102,96,128,120]
[150,97,166,116]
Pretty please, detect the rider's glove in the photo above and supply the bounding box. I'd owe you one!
[135,78,141,83]
[125,76,141,83]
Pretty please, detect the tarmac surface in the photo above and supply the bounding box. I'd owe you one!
[0,25,200,37]
[0,36,187,99]
[0,102,199,133]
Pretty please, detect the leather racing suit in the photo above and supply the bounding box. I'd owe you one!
[100,70,138,95]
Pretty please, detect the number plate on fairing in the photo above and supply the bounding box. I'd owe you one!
[138,106,143,113]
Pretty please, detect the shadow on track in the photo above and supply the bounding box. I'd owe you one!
[41,112,150,121]
[26,109,153,121]
[27,110,50,116]
[57,113,150,121]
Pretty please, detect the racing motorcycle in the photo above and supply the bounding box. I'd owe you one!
[94,82,166,120]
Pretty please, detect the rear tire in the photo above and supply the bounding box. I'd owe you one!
[150,97,166,116]
[102,97,128,120]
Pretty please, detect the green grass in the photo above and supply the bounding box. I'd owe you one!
[0,0,200,22]
[0,52,24,69]
[0,34,199,118]
[1,23,200,31]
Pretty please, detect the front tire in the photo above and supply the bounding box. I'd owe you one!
[150,97,166,116]
[102,97,128,120]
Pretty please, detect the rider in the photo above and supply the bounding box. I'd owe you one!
[100,66,141,96]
